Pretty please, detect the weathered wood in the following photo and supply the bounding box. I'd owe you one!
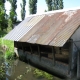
[29,44,33,54]
[68,40,73,74]
[38,45,41,60]
[52,46,55,66]
[21,42,24,51]
[77,52,80,79]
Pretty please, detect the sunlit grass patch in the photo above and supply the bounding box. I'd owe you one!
[0,38,14,59]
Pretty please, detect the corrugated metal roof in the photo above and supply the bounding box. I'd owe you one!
[4,8,80,47]
[4,15,45,41]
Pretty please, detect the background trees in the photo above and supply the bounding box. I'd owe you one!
[45,0,63,11]
[0,0,8,31]
[7,0,17,28]
[29,0,37,14]
[52,0,63,10]
[20,0,26,20]
[58,0,64,9]
[0,0,64,31]
[45,0,52,11]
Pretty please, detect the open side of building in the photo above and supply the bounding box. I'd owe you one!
[4,8,80,79]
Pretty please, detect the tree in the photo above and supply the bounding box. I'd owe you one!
[45,0,52,11]
[7,0,17,28]
[52,0,63,10]
[29,0,37,14]
[0,0,8,31]
[45,0,63,11]
[58,0,63,9]
[20,0,26,20]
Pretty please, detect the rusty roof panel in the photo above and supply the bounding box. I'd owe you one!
[4,15,45,41]
[36,12,67,45]
[4,8,80,47]
[49,10,80,46]
[20,15,49,42]
[27,12,64,43]
[4,17,33,41]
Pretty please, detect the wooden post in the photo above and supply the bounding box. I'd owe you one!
[16,41,18,48]
[38,45,41,60]
[17,42,19,52]
[68,40,73,75]
[21,42,24,51]
[77,52,80,79]
[29,44,33,54]
[52,46,55,66]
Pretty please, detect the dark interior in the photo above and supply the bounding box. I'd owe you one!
[14,41,71,64]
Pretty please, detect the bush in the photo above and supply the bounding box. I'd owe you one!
[0,63,6,79]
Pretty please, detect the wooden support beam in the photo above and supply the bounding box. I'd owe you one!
[68,40,73,74]
[16,42,19,52]
[16,41,18,48]
[38,45,41,60]
[77,52,80,79]
[21,42,24,51]
[29,44,33,54]
[52,46,55,66]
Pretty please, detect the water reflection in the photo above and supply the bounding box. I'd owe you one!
[5,59,62,80]
[0,52,77,80]
[0,50,64,80]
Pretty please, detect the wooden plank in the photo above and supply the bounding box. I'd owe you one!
[77,52,80,79]
[68,40,73,74]
[21,42,24,51]
[38,45,41,60]
[52,46,55,66]
[29,44,33,54]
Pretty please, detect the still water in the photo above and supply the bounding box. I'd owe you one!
[5,59,62,80]
[0,52,77,80]
[0,52,63,80]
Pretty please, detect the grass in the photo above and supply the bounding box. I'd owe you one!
[0,38,14,59]
[0,27,14,59]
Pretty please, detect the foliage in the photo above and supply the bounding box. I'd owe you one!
[0,22,14,59]
[29,0,37,14]
[52,0,63,10]
[7,0,17,28]
[8,18,13,29]
[0,63,6,79]
[20,0,26,20]
[0,30,7,37]
[0,0,8,30]
[45,10,47,12]
[58,0,64,9]
[34,69,53,80]
[0,24,12,37]
[5,49,14,59]
[0,38,14,59]
[45,0,63,11]
[45,0,52,11]
[4,40,14,59]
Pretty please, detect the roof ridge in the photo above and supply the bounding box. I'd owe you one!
[26,7,80,18]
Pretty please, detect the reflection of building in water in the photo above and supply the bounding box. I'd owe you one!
[5,59,19,76]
